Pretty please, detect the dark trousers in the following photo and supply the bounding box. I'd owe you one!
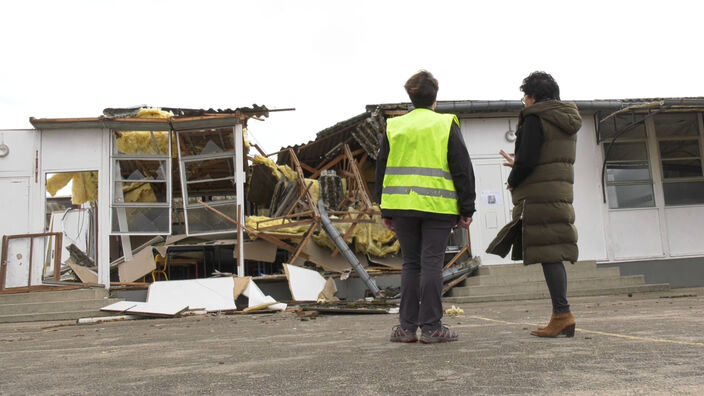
[393,216,453,333]
[542,262,570,313]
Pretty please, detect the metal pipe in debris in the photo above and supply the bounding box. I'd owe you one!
[317,199,381,297]
[442,259,480,283]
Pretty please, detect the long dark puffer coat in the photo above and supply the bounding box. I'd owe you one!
[509,100,582,265]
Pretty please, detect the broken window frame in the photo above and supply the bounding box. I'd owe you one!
[654,112,704,206]
[601,114,656,209]
[176,127,239,236]
[109,130,172,235]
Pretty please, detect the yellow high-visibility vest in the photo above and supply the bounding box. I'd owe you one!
[381,108,460,215]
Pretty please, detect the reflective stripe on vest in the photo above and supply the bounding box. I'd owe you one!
[384,166,453,180]
[381,108,460,215]
[382,186,458,200]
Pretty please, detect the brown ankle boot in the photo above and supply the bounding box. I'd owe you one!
[530,312,575,337]
[537,313,556,331]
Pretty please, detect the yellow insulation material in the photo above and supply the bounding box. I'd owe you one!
[251,155,297,181]
[46,172,98,205]
[122,182,158,203]
[245,216,310,242]
[312,206,400,257]
[115,108,176,156]
[136,107,173,119]
[46,173,74,196]
[46,108,172,205]
[46,172,155,204]
[72,172,98,203]
[115,131,171,156]
[243,127,251,152]
[304,179,320,204]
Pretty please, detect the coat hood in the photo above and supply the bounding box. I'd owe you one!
[521,100,582,135]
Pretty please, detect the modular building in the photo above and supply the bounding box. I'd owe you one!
[369,98,704,287]
[0,107,260,290]
[2,98,703,293]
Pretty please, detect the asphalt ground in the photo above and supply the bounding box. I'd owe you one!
[1,288,703,395]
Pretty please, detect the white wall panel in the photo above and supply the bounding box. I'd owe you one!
[0,130,36,173]
[462,116,608,262]
[461,118,517,157]
[0,178,30,237]
[608,209,664,259]
[665,206,704,256]
[41,128,102,170]
[572,117,608,261]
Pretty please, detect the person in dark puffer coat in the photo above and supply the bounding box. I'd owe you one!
[495,71,582,338]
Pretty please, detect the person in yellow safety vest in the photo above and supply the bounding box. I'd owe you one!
[375,70,476,344]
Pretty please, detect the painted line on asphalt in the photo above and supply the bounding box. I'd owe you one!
[468,315,704,348]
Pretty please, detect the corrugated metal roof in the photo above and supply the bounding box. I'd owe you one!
[103,104,275,118]
[276,112,373,167]
[30,104,286,130]
[366,97,704,116]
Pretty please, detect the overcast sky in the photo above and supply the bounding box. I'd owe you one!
[1,0,702,153]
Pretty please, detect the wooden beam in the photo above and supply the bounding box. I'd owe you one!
[289,222,318,265]
[358,152,369,169]
[443,246,469,271]
[344,144,373,209]
[299,161,316,174]
[329,218,374,224]
[196,200,311,260]
[1,232,63,291]
[331,217,360,258]
[287,149,319,218]
[252,143,267,157]
[442,273,470,295]
[284,181,315,218]
[256,219,315,232]
[255,210,314,225]
[310,148,365,179]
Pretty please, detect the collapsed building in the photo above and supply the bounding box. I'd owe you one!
[0,105,476,319]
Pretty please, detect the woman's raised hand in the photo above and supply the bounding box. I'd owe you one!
[499,149,515,167]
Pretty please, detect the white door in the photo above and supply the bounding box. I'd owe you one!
[0,178,33,288]
[470,159,515,265]
[0,129,40,288]
[0,178,30,236]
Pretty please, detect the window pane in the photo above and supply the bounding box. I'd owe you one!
[661,160,703,178]
[115,160,167,180]
[607,184,655,209]
[663,181,704,205]
[606,162,651,182]
[184,194,236,205]
[599,114,646,140]
[113,131,170,156]
[112,207,170,233]
[186,203,237,234]
[115,181,168,203]
[654,113,699,137]
[184,157,235,181]
[604,142,648,161]
[178,128,234,156]
[186,179,236,195]
[658,140,700,159]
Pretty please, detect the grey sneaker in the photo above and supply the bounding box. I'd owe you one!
[419,325,458,344]
[390,325,418,343]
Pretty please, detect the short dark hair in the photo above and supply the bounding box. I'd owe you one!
[520,71,560,102]
[405,70,438,108]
